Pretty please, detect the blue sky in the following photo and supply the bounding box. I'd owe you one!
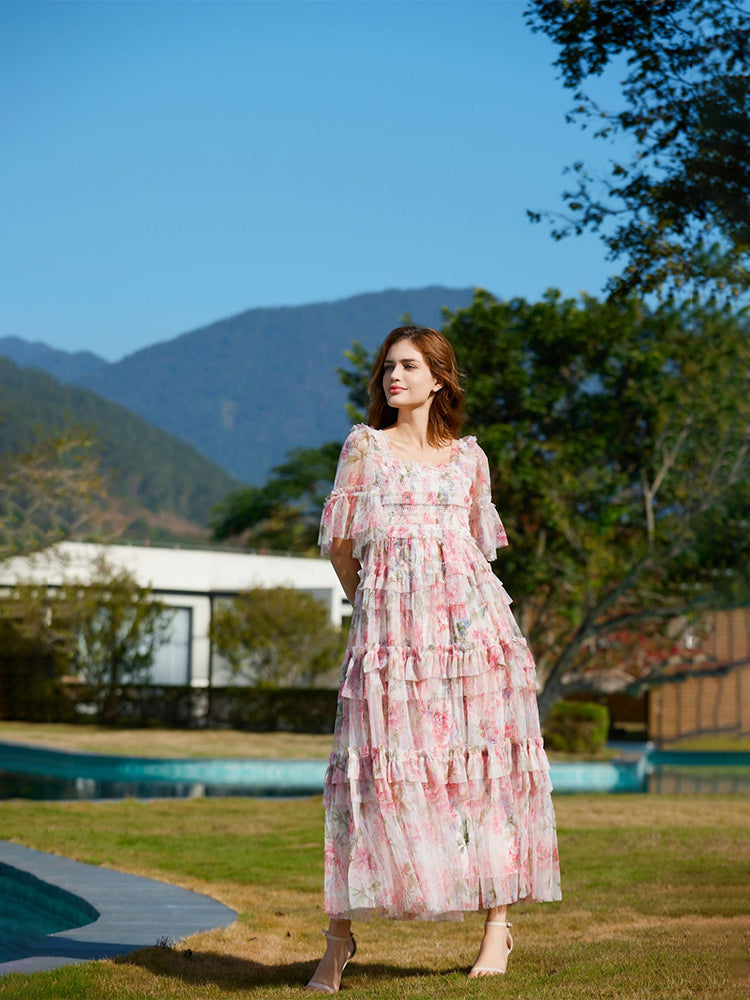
[2,0,624,361]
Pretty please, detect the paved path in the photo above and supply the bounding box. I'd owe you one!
[0,841,236,976]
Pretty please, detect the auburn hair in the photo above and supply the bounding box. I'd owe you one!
[366,326,466,446]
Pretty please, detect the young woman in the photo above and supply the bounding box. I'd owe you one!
[307,326,560,993]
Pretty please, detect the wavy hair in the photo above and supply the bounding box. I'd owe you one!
[366,326,466,446]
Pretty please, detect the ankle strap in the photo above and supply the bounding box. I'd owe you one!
[485,920,512,927]
[322,929,353,942]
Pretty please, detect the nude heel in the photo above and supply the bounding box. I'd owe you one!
[306,929,357,993]
[468,920,513,977]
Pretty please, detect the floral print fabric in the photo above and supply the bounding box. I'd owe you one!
[318,423,561,920]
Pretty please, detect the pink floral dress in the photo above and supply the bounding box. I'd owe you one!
[317,423,561,920]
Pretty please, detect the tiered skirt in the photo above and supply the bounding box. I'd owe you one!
[322,528,561,920]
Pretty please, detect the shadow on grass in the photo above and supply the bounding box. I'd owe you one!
[118,946,461,990]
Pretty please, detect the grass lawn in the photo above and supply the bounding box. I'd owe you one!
[0,722,624,762]
[0,722,334,760]
[0,795,747,999]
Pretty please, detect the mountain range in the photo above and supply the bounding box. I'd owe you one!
[1,287,475,485]
[0,356,240,537]
[0,336,107,383]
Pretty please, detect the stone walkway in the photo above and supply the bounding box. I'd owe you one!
[0,841,236,976]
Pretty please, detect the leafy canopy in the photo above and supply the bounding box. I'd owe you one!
[443,289,750,715]
[526,0,750,297]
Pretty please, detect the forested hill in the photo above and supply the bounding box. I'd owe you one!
[0,357,241,528]
[0,336,107,383]
[74,286,474,484]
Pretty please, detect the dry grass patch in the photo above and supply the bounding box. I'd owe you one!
[554,793,750,828]
[0,795,747,999]
[0,722,333,759]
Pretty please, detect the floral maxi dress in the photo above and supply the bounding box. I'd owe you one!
[317,423,561,920]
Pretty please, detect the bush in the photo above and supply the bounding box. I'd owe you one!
[0,621,76,722]
[207,687,338,734]
[543,700,610,755]
[50,684,338,733]
[210,587,346,688]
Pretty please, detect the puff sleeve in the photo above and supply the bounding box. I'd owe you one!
[468,441,508,561]
[318,424,373,559]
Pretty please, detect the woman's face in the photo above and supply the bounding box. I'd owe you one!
[382,339,441,409]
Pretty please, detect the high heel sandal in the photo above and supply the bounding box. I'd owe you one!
[306,929,357,993]
[468,920,513,977]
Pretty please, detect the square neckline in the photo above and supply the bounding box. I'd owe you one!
[371,426,461,468]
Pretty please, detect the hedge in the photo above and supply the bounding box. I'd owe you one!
[542,700,610,754]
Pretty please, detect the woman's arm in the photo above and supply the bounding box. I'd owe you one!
[329,537,361,606]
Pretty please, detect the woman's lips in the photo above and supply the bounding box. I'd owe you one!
[389,387,404,394]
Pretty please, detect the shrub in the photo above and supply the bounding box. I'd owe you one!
[542,700,610,755]
[0,620,76,722]
[207,686,338,733]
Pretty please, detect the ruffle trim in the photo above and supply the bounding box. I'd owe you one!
[338,641,535,687]
[325,739,550,786]
[471,499,509,562]
[318,486,383,560]
[340,662,538,702]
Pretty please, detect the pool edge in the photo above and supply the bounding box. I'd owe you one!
[0,841,237,977]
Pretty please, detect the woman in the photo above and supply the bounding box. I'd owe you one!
[307,326,560,993]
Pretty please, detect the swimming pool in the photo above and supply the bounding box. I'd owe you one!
[0,862,98,964]
[1,740,748,800]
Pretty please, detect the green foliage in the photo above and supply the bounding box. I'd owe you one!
[67,570,174,723]
[4,556,174,724]
[0,356,240,525]
[542,700,610,755]
[336,339,371,424]
[443,289,750,717]
[210,442,342,550]
[207,686,338,733]
[526,0,750,297]
[210,587,347,687]
[0,427,105,562]
[0,620,74,722]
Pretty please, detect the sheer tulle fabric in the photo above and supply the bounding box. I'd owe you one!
[317,423,561,920]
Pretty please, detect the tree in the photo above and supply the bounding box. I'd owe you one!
[210,586,347,687]
[3,555,175,722]
[68,560,175,721]
[442,289,750,719]
[0,428,105,563]
[525,0,750,297]
[210,443,342,552]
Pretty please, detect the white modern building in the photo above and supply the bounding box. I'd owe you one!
[0,541,350,689]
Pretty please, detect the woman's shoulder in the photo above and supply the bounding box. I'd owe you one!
[457,432,479,455]
[341,422,377,456]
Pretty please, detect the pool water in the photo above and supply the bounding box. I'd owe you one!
[0,770,316,800]
[0,863,98,964]
[1,741,749,800]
